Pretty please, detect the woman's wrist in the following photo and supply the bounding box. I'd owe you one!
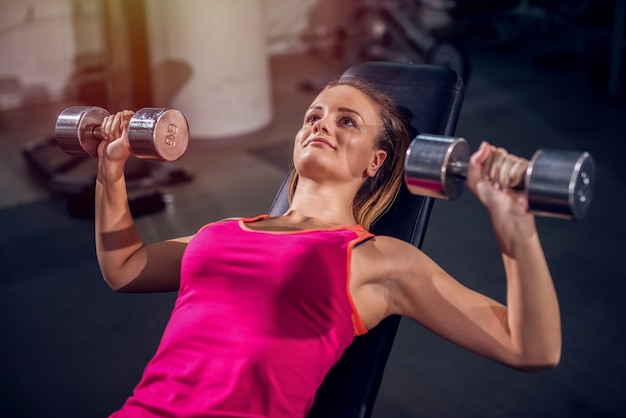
[491,211,538,256]
[97,157,127,184]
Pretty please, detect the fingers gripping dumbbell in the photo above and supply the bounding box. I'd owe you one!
[55,106,190,162]
[404,134,596,220]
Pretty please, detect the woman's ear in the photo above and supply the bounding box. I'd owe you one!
[366,150,387,177]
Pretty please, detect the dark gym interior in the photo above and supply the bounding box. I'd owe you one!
[1,1,625,417]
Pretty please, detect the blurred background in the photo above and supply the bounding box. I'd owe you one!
[1,0,625,417]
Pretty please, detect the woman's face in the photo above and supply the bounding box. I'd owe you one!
[293,85,387,185]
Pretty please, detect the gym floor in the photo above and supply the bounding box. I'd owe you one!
[1,32,625,417]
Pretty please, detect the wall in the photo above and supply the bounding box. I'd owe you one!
[0,0,105,109]
[0,0,320,111]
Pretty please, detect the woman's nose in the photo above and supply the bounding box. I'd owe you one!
[312,118,329,134]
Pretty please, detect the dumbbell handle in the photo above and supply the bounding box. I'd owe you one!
[84,123,106,142]
[446,160,525,189]
[447,161,470,179]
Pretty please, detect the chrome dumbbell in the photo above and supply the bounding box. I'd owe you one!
[55,106,190,162]
[404,134,595,220]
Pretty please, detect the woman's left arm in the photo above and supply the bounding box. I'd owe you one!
[467,141,561,370]
[375,142,560,372]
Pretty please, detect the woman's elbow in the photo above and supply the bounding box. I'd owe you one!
[102,275,127,292]
[516,358,560,373]
[99,267,132,292]
[100,266,180,293]
[512,347,562,373]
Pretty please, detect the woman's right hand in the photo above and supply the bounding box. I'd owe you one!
[97,110,135,162]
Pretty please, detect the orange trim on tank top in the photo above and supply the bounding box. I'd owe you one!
[345,226,375,336]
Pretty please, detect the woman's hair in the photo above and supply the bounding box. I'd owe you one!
[288,77,411,230]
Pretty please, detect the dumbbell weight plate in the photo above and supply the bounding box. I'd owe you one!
[404,134,470,200]
[55,106,109,157]
[128,108,189,162]
[526,149,595,221]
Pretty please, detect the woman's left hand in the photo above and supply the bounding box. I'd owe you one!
[466,142,535,250]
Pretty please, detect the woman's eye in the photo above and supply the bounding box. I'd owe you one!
[339,117,357,127]
[305,114,319,124]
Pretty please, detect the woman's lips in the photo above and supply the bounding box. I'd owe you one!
[305,137,334,148]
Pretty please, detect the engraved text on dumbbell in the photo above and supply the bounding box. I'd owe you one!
[165,124,178,147]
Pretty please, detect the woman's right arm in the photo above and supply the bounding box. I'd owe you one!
[95,111,190,292]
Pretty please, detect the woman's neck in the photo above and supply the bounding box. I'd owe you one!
[286,180,358,226]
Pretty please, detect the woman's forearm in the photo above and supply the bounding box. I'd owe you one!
[502,228,562,371]
[95,158,145,291]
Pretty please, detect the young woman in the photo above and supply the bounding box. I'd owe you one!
[96,78,560,417]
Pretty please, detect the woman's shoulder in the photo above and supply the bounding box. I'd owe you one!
[355,234,426,265]
[363,234,415,249]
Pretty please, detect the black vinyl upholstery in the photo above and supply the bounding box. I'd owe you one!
[268,62,464,418]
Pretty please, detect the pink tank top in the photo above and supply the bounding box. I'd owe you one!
[110,215,374,417]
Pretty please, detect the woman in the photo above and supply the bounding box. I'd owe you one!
[96,78,561,417]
